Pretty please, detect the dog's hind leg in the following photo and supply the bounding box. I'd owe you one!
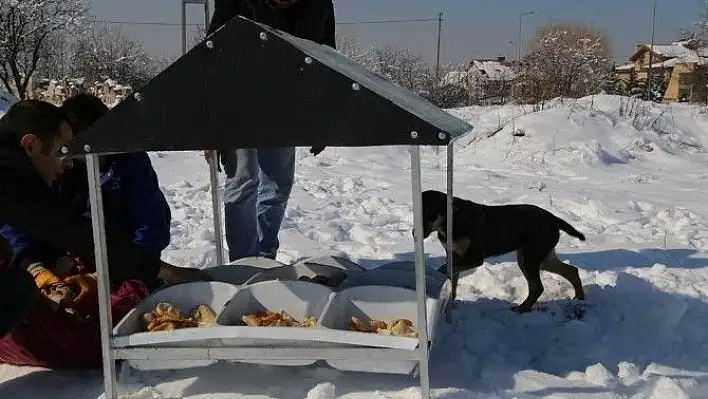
[541,250,585,300]
[513,248,545,313]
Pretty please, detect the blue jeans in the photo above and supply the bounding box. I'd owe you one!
[222,148,295,261]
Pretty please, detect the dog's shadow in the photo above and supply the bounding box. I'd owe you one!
[352,249,708,397]
[357,247,708,272]
[426,271,708,396]
[559,247,708,270]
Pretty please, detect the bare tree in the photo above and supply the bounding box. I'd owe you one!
[35,32,74,80]
[0,0,87,98]
[335,33,376,68]
[688,0,708,43]
[369,46,428,92]
[519,22,611,102]
[680,0,708,104]
[71,20,156,89]
[189,25,207,50]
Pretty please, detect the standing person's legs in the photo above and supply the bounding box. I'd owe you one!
[256,147,296,259]
[222,149,261,262]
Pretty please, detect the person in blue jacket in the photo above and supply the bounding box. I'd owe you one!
[57,93,208,287]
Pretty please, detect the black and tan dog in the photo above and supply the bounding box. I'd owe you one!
[416,190,586,313]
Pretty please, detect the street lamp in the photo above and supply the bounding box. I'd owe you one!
[181,0,211,55]
[518,11,535,72]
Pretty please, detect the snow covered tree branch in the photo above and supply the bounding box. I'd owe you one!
[71,19,156,89]
[369,46,428,92]
[518,22,611,102]
[335,33,376,67]
[0,0,87,98]
[189,24,207,50]
[684,0,708,43]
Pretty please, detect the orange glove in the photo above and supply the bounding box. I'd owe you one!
[29,264,63,289]
[64,273,98,316]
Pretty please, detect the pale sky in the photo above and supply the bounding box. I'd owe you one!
[89,0,702,65]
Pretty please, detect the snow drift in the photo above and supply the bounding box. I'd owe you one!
[3,95,708,398]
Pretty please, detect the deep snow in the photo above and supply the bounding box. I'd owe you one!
[2,95,708,398]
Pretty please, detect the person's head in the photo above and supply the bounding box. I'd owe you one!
[60,93,109,134]
[0,100,73,185]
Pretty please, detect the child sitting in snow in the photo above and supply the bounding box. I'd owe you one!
[58,93,209,288]
[0,211,151,368]
[0,95,207,369]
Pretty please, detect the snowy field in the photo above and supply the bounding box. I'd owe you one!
[3,95,708,398]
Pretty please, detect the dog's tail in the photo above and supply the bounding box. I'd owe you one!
[555,216,586,241]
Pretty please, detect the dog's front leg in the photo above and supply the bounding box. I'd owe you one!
[450,267,460,303]
[438,253,462,303]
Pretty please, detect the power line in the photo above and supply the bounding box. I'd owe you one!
[93,17,438,28]
[93,20,199,27]
[88,17,641,62]
[338,17,438,25]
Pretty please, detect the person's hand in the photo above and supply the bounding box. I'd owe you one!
[310,146,325,156]
[29,264,63,289]
[157,262,213,286]
[64,273,98,316]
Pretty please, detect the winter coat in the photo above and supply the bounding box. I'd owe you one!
[58,153,172,258]
[0,141,162,288]
[207,0,336,165]
[207,0,336,48]
[0,233,37,338]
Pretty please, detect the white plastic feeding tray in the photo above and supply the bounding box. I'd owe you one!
[203,264,263,285]
[321,284,450,375]
[216,280,334,366]
[113,281,239,371]
[244,263,355,288]
[338,267,449,298]
[113,264,450,374]
[294,255,366,273]
[229,256,285,269]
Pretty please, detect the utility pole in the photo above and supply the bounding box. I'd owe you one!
[517,11,535,72]
[435,12,443,83]
[645,0,657,101]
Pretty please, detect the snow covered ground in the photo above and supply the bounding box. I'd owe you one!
[3,95,708,398]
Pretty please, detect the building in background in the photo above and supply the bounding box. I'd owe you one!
[615,40,708,103]
[466,57,518,105]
